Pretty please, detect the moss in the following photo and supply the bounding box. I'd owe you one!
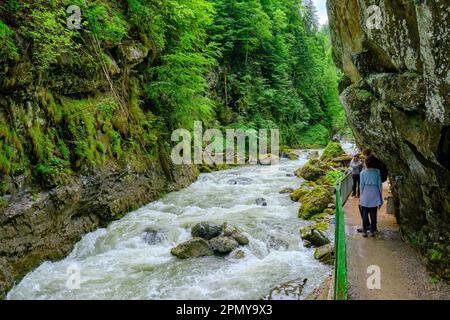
[0,196,6,209]
[320,141,345,162]
[298,186,333,220]
[295,159,327,181]
[290,188,309,202]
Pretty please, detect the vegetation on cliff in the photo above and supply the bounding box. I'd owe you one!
[0,0,345,197]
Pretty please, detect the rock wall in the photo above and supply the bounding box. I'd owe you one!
[327,0,449,279]
[0,162,198,298]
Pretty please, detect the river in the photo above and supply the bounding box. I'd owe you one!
[8,149,337,300]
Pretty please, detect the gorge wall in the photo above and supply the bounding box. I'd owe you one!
[327,0,449,279]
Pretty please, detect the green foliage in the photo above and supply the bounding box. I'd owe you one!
[0,19,18,60]
[19,2,81,70]
[297,124,330,147]
[210,0,345,146]
[83,1,128,43]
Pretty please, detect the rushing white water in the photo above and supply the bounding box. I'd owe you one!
[7,150,334,300]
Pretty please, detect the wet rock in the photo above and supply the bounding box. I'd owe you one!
[280,150,299,160]
[307,151,319,159]
[223,223,249,245]
[141,228,167,245]
[255,198,267,206]
[300,225,330,247]
[117,40,148,65]
[279,188,294,194]
[263,278,308,300]
[298,186,333,220]
[230,249,245,259]
[314,244,335,265]
[171,238,214,259]
[209,236,239,254]
[227,177,252,185]
[290,188,309,202]
[295,159,327,182]
[267,235,290,250]
[191,222,223,240]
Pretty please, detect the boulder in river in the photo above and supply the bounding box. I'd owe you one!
[295,159,327,182]
[279,188,294,194]
[227,177,252,185]
[307,151,319,159]
[300,225,330,247]
[298,186,333,220]
[314,244,335,265]
[223,223,249,245]
[209,236,239,254]
[263,278,308,300]
[255,198,268,206]
[230,249,245,259]
[171,238,214,259]
[141,228,167,245]
[191,222,223,240]
[290,188,309,202]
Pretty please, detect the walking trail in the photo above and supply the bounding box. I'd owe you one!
[344,183,450,300]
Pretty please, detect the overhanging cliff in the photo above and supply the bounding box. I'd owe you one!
[327,0,449,279]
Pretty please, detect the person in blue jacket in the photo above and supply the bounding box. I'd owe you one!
[359,155,383,238]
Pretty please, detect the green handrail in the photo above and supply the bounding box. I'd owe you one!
[334,172,352,300]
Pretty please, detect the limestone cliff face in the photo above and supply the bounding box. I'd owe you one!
[327,0,449,279]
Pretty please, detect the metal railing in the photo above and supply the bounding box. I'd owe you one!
[334,170,352,300]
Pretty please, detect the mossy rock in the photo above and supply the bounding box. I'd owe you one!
[209,236,239,254]
[298,186,333,220]
[320,142,345,162]
[290,188,309,202]
[295,161,327,182]
[171,238,214,259]
[300,225,330,247]
[191,222,223,240]
[314,244,335,265]
[323,208,335,216]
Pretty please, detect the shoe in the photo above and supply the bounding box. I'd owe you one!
[357,227,363,233]
[362,232,368,238]
[370,232,376,237]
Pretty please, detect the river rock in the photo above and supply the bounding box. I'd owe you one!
[314,244,335,265]
[191,222,223,240]
[223,223,249,245]
[141,228,167,245]
[209,236,239,254]
[295,159,327,182]
[290,188,309,202]
[263,278,308,300]
[307,151,319,159]
[298,186,333,220]
[227,177,252,185]
[279,188,294,194]
[300,226,330,247]
[230,249,245,259]
[255,198,267,206]
[171,238,214,259]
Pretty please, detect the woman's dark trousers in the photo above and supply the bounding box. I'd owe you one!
[352,174,360,197]
[361,206,377,233]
